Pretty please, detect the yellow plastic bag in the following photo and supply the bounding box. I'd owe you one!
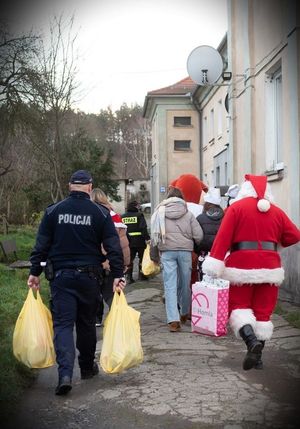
[13,288,55,368]
[141,244,160,277]
[100,291,143,374]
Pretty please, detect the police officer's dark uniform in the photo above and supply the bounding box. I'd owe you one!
[121,200,150,283]
[29,170,124,395]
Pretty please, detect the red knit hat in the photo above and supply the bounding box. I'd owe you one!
[170,174,208,203]
[244,174,271,212]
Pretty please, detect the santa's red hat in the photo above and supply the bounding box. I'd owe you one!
[244,174,270,212]
[170,174,208,203]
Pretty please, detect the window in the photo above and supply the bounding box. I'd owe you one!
[209,108,214,141]
[213,148,228,187]
[265,67,283,171]
[216,166,220,186]
[174,140,191,151]
[174,116,191,126]
[202,116,207,147]
[217,100,223,136]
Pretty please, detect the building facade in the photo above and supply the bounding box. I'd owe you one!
[226,0,300,302]
[193,35,229,196]
[143,77,200,209]
[143,0,300,302]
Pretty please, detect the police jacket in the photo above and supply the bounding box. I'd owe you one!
[195,206,224,253]
[30,191,124,278]
[121,206,150,248]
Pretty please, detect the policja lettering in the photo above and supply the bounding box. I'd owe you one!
[58,214,91,225]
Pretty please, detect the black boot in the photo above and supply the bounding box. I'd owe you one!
[239,324,263,370]
[254,341,265,370]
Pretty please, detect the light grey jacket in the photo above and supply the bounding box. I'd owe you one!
[151,199,203,260]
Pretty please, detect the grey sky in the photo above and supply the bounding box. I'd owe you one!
[2,0,228,113]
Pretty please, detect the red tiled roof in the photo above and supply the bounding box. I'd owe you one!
[147,76,197,96]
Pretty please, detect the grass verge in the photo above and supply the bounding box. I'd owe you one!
[275,302,300,329]
[0,227,50,418]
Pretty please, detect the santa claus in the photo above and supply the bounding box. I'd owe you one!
[202,174,300,370]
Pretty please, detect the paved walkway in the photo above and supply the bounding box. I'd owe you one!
[6,278,300,429]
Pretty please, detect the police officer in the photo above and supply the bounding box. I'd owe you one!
[121,200,150,283]
[27,170,125,396]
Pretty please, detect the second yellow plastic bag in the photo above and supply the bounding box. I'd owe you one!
[141,244,160,277]
[13,288,55,368]
[100,291,143,374]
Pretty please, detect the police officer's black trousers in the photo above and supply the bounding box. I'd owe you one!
[50,269,99,380]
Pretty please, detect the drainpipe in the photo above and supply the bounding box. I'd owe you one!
[191,93,203,180]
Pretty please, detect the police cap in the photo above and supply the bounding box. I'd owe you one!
[70,170,93,185]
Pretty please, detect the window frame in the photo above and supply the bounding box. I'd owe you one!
[265,66,283,173]
[174,140,192,152]
[173,116,192,127]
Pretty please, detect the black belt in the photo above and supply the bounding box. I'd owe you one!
[231,241,277,252]
[56,265,102,274]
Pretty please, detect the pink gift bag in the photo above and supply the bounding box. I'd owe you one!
[191,277,229,337]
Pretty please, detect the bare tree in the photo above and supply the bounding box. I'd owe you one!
[28,14,79,201]
[0,27,39,106]
[115,104,152,178]
[0,26,40,180]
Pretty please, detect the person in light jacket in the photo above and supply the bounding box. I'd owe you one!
[150,187,203,332]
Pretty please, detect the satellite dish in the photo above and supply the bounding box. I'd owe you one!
[187,45,224,86]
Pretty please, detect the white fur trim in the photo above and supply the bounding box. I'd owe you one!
[235,181,274,203]
[223,267,284,285]
[229,309,256,338]
[257,199,270,212]
[202,256,225,277]
[255,321,274,340]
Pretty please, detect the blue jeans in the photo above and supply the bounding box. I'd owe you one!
[161,250,192,323]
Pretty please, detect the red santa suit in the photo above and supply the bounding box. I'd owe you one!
[202,174,300,341]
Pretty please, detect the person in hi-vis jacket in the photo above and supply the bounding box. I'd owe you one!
[121,200,150,283]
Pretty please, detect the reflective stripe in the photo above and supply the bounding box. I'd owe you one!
[129,232,142,236]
